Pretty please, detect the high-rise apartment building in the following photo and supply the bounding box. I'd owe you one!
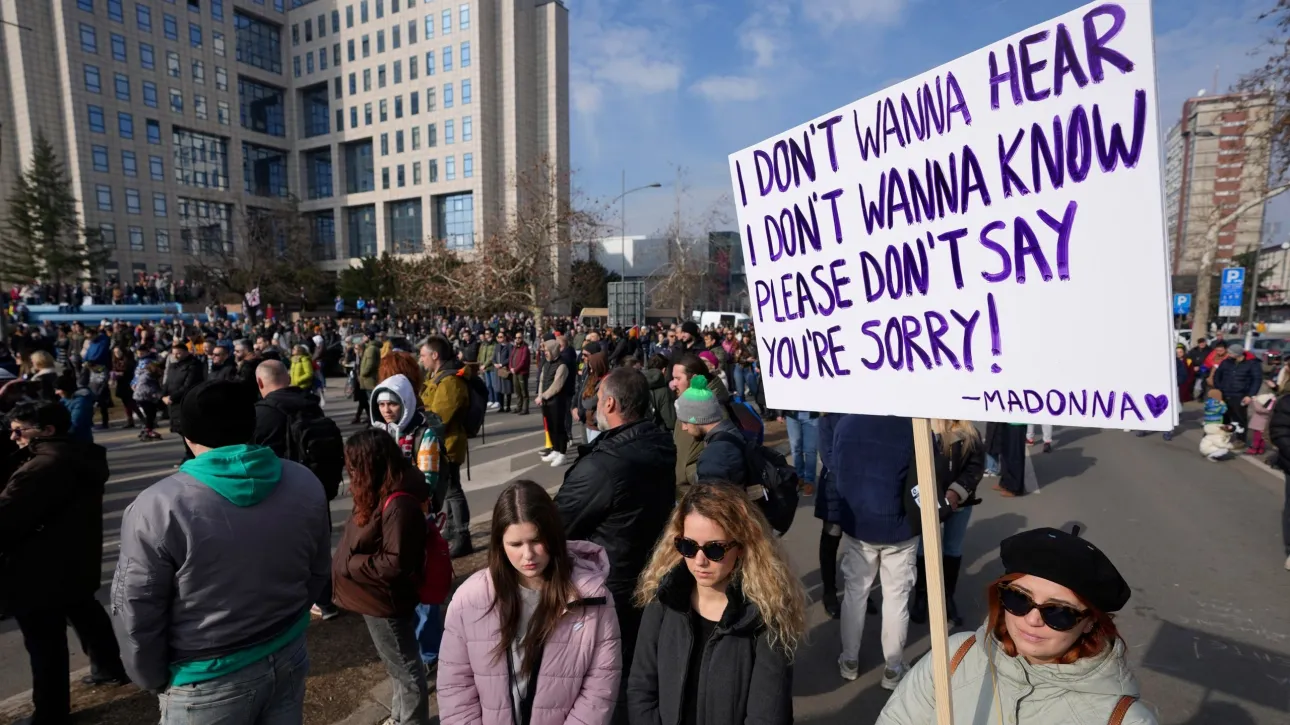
[1165,91,1273,276]
[0,0,568,283]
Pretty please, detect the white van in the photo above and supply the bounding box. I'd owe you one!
[692,310,752,330]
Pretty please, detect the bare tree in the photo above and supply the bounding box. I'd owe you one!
[1191,3,1290,338]
[648,167,732,315]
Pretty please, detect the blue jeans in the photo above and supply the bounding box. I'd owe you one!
[733,365,748,400]
[158,634,308,725]
[484,370,499,404]
[918,506,973,558]
[414,603,442,666]
[984,453,999,475]
[785,413,819,485]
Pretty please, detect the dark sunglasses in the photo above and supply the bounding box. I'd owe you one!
[997,584,1088,632]
[674,536,739,562]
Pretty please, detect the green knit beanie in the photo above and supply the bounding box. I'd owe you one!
[675,374,723,425]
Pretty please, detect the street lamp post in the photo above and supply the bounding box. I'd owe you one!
[614,171,662,279]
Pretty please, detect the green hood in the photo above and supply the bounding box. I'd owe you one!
[180,444,283,506]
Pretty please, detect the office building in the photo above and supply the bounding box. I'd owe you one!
[0,0,569,283]
[1166,91,1274,276]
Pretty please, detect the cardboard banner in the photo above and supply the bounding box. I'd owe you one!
[728,0,1175,430]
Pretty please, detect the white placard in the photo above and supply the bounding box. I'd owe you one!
[728,0,1176,430]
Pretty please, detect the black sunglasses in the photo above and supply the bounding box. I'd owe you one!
[997,584,1088,632]
[674,536,739,562]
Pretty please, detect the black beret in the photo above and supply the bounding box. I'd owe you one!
[179,380,257,449]
[1000,527,1130,613]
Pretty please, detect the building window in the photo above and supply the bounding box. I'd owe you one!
[119,111,135,139]
[194,94,208,120]
[428,158,437,182]
[114,73,131,100]
[436,191,473,250]
[395,129,404,153]
[394,60,402,84]
[243,142,289,197]
[89,105,106,133]
[410,90,419,115]
[239,77,286,136]
[364,102,372,124]
[335,108,344,131]
[129,226,145,251]
[441,9,450,34]
[153,192,168,217]
[427,121,436,147]
[216,66,228,90]
[362,35,370,57]
[387,199,422,252]
[163,12,177,39]
[170,88,184,113]
[348,38,355,61]
[445,154,454,180]
[168,51,181,77]
[411,125,420,149]
[100,223,117,250]
[377,65,385,88]
[84,65,102,93]
[408,19,417,43]
[333,42,340,65]
[379,98,387,121]
[92,145,110,172]
[302,85,330,137]
[212,0,223,21]
[350,106,358,128]
[442,45,451,71]
[293,56,301,78]
[306,147,333,199]
[147,119,162,144]
[376,29,385,53]
[79,0,94,12]
[77,24,97,55]
[426,49,435,75]
[319,48,327,70]
[311,210,336,261]
[460,41,470,67]
[397,164,405,187]
[111,33,127,61]
[126,188,142,214]
[361,68,371,91]
[424,13,433,39]
[235,11,283,74]
[394,95,403,118]
[140,42,155,68]
[459,3,469,29]
[137,3,152,31]
[462,115,471,141]
[156,229,171,253]
[375,0,383,18]
[410,54,419,79]
[412,160,421,184]
[139,81,157,108]
[380,132,389,156]
[214,31,226,56]
[347,205,376,257]
[344,139,374,193]
[217,100,231,124]
[193,59,205,83]
[381,167,389,188]
[445,119,453,144]
[461,78,470,104]
[392,24,401,49]
[173,128,229,189]
[122,150,138,176]
[463,152,472,178]
[346,5,353,28]
[149,154,164,180]
[331,9,339,33]
[108,0,123,21]
[178,196,233,254]
[443,82,452,108]
[189,22,202,47]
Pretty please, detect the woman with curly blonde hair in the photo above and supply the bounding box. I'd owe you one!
[627,483,805,725]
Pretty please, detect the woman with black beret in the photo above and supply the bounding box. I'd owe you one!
[877,527,1157,725]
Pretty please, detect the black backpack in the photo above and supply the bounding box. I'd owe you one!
[711,430,800,534]
[264,400,345,500]
[433,368,488,439]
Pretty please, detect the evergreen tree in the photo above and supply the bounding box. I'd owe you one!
[1,134,111,288]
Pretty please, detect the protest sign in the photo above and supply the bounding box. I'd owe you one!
[728,0,1175,430]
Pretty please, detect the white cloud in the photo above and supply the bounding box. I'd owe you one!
[570,2,685,119]
[691,75,767,102]
[799,0,908,28]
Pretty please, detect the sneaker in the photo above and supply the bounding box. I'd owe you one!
[881,664,908,691]
[540,451,558,462]
[1043,441,1052,453]
[537,447,553,457]
[81,672,129,687]
[838,657,859,681]
[548,452,567,467]
[1026,437,1035,446]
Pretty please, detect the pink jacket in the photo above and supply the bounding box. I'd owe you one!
[438,541,622,725]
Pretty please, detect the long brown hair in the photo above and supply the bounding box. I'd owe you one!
[345,429,404,526]
[487,480,579,678]
[581,351,609,398]
[379,350,423,393]
[986,573,1120,664]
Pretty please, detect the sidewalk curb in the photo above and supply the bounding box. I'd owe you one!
[0,667,91,719]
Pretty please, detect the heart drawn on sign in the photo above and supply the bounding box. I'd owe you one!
[1144,394,1168,418]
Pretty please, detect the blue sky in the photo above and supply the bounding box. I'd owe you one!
[567,0,1286,237]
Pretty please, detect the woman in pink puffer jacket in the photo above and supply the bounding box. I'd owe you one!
[438,480,621,725]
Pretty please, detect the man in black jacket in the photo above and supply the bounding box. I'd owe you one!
[1,401,127,725]
[1213,342,1263,447]
[208,344,238,382]
[555,367,675,705]
[163,341,206,461]
[234,339,263,398]
[1267,395,1290,572]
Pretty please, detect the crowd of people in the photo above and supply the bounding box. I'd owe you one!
[0,306,1166,725]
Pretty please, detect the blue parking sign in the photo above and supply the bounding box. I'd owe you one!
[1173,293,1191,316]
[1219,268,1245,317]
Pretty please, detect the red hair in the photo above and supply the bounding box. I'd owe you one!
[986,573,1120,664]
[378,351,423,393]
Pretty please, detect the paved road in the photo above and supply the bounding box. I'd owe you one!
[2,391,1288,725]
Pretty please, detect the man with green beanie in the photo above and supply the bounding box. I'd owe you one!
[111,379,332,722]
[677,374,747,485]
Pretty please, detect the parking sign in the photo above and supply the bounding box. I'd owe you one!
[1219,268,1245,318]
[1173,294,1192,316]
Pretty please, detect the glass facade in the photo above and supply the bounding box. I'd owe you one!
[344,139,374,193]
[239,77,286,136]
[173,128,230,190]
[302,85,330,137]
[436,191,473,250]
[178,196,233,254]
[235,11,282,74]
[388,199,422,253]
[311,210,337,260]
[305,147,333,199]
[243,142,289,197]
[347,204,377,257]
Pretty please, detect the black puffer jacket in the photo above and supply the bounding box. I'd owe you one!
[905,433,985,536]
[1213,354,1263,399]
[163,354,206,433]
[628,566,792,725]
[1268,395,1290,470]
[555,419,676,599]
[0,437,110,615]
[643,368,676,432]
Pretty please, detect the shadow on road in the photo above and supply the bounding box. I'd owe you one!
[1142,619,1290,716]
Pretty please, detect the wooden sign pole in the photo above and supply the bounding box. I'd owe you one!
[912,417,954,725]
